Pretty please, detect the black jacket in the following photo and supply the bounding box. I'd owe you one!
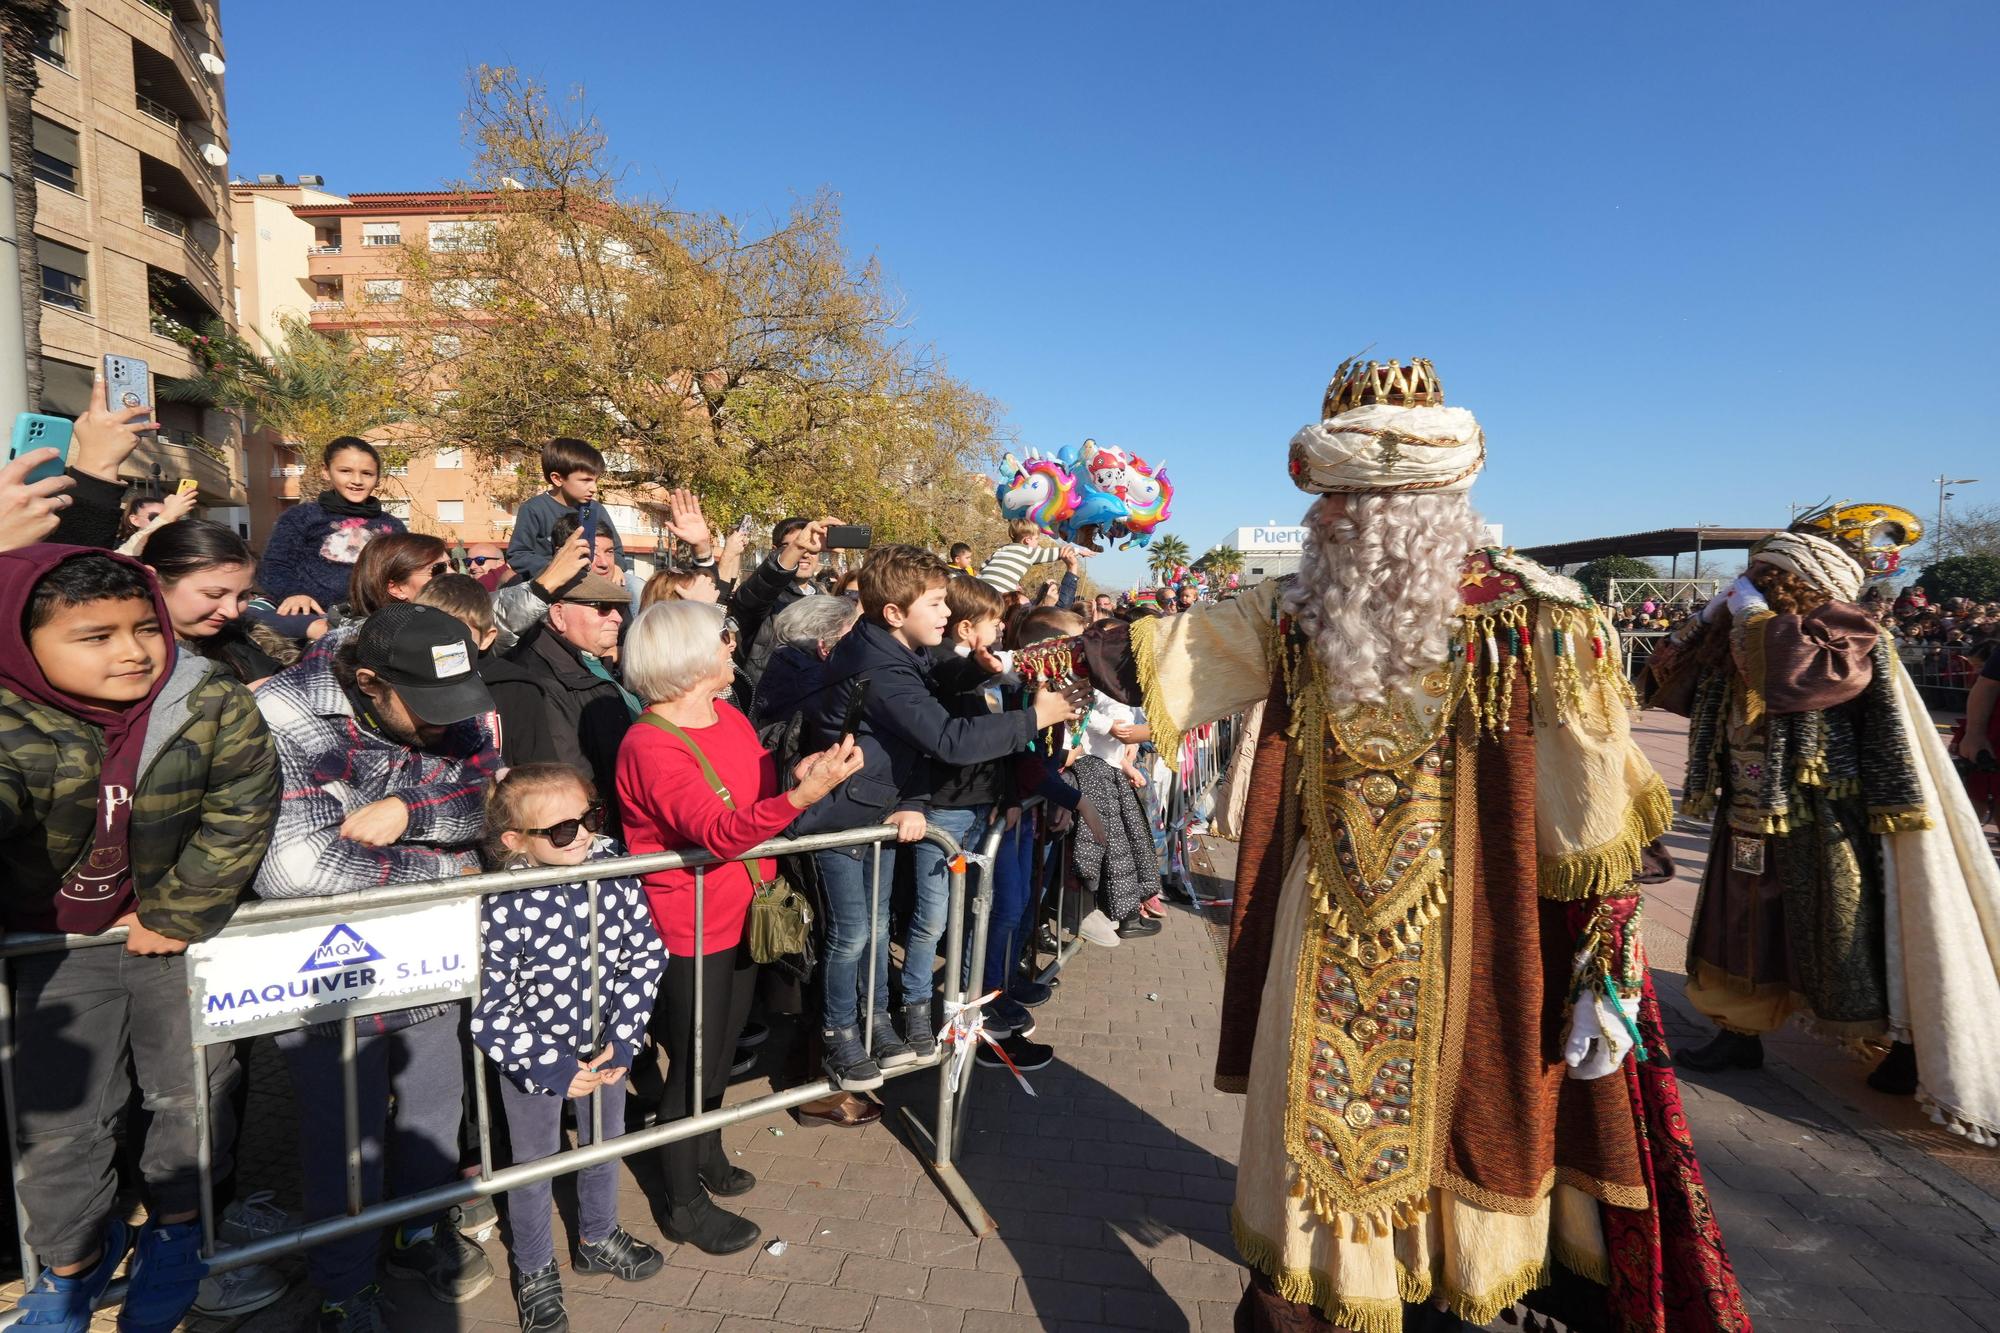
[501,627,634,823]
[925,647,1011,811]
[479,653,567,770]
[790,619,1034,837]
[751,643,826,735]
[738,577,817,696]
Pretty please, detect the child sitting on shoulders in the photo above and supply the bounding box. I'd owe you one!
[472,763,667,1333]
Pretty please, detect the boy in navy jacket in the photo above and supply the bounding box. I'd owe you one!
[793,546,1074,1089]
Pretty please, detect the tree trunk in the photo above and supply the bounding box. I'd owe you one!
[0,0,57,411]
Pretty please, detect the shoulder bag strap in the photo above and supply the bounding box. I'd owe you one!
[638,712,767,888]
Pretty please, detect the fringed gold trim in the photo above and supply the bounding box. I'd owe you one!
[1128,614,1178,763]
[1230,1209,1410,1333]
[1232,1207,1569,1333]
[1453,1256,1552,1329]
[1870,806,1935,834]
[1551,1234,1611,1287]
[1537,776,1674,901]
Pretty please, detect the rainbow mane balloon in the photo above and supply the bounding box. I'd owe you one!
[994,451,1080,532]
[1119,453,1172,541]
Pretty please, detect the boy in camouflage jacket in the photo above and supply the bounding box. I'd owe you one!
[0,547,277,1333]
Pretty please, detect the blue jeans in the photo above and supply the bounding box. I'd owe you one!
[970,814,1039,994]
[816,846,892,1033]
[903,805,988,1007]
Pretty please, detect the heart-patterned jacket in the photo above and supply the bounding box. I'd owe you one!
[470,839,666,1097]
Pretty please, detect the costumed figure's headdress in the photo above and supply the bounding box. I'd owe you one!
[1788,501,1924,583]
[1287,356,1485,495]
[1749,530,1868,602]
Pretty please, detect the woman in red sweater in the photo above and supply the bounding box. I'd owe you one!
[617,599,860,1255]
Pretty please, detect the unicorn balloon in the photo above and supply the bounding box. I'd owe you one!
[996,439,1175,552]
[993,451,1079,533]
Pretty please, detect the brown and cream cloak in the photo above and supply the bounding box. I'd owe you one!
[1650,600,2000,1149]
[1026,551,1747,1332]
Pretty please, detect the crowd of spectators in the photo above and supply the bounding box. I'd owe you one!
[0,380,1221,1333]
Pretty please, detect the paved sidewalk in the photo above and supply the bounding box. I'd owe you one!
[18,711,2000,1330]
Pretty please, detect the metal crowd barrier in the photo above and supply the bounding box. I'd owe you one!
[0,822,995,1320]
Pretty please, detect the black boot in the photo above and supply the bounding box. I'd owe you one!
[1868,1040,1919,1095]
[661,1194,760,1255]
[697,1138,757,1198]
[1678,1029,1763,1073]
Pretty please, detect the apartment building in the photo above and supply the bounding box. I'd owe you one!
[231,185,666,559]
[29,0,249,522]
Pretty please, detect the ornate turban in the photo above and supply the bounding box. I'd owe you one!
[1751,531,1866,602]
[1286,403,1486,495]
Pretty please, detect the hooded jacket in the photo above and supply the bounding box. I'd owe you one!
[0,648,278,941]
[789,618,1036,837]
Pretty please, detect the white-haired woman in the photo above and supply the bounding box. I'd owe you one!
[614,599,862,1255]
[750,593,861,731]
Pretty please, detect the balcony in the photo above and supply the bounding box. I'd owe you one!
[132,436,246,507]
[308,243,341,256]
[134,93,181,131]
[142,203,188,237]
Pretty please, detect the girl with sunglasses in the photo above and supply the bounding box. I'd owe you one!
[471,763,667,1333]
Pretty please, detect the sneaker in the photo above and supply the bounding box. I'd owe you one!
[1009,980,1054,1009]
[736,1019,770,1049]
[318,1284,393,1332]
[897,1002,936,1052]
[511,1262,566,1332]
[983,998,1037,1041]
[452,1195,498,1244]
[385,1221,495,1304]
[219,1190,300,1248]
[821,1025,885,1092]
[870,1020,922,1072]
[1078,910,1123,948]
[190,1262,289,1319]
[118,1220,205,1332]
[730,1047,759,1077]
[976,1033,1055,1073]
[573,1227,665,1282]
[15,1218,131,1330]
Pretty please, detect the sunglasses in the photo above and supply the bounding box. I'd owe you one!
[522,804,606,847]
[426,560,451,578]
[721,615,739,646]
[468,555,501,567]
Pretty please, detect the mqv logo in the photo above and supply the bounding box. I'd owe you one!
[300,923,386,973]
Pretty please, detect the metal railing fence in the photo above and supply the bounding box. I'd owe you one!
[0,821,996,1320]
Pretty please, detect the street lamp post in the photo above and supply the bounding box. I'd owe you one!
[1935,476,1980,560]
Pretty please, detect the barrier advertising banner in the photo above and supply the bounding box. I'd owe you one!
[185,899,478,1043]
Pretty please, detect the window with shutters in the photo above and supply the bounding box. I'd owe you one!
[361,222,402,247]
[32,117,80,195]
[39,238,87,312]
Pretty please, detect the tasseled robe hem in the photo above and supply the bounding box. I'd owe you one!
[1230,1208,1603,1333]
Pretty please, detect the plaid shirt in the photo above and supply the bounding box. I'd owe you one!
[251,651,500,900]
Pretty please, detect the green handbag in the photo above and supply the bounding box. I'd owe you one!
[638,714,813,965]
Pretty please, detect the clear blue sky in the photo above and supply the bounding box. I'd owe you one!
[223,2,2000,588]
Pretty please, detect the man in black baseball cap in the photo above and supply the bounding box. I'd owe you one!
[249,603,500,1320]
[351,602,495,739]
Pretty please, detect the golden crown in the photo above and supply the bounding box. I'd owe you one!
[1322,356,1445,421]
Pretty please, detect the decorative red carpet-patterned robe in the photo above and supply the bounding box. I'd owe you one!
[1034,551,1750,1333]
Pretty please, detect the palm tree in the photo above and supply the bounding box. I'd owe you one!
[1202,544,1244,581]
[158,314,408,448]
[1148,534,1191,583]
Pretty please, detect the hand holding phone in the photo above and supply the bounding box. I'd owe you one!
[176,477,199,497]
[579,500,600,552]
[8,414,73,487]
[825,524,872,550]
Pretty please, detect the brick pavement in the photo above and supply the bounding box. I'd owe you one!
[18,709,2000,1330]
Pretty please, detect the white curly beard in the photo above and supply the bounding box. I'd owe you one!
[1281,493,1490,710]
